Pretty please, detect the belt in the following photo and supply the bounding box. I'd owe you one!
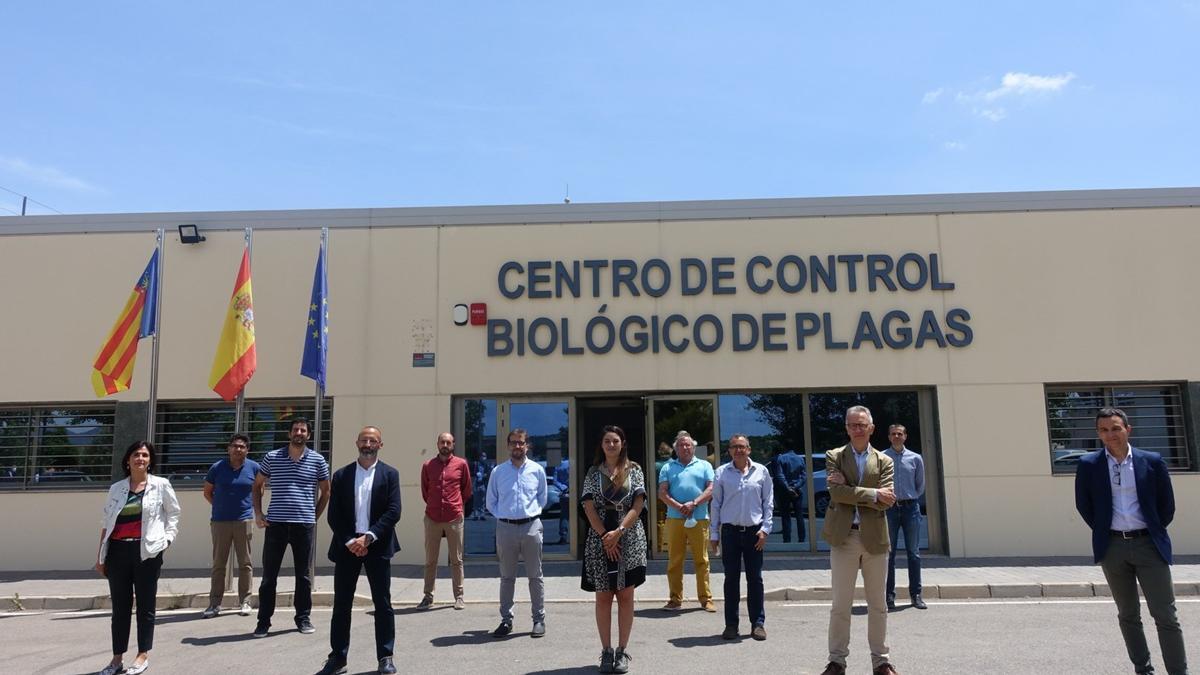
[1111,529,1150,539]
[499,516,538,525]
[721,523,761,532]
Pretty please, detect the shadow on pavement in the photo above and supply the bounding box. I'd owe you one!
[428,629,499,647]
[633,607,707,619]
[525,668,598,675]
[182,628,295,646]
[668,634,735,648]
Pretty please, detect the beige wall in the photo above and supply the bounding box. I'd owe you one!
[1,202,1198,569]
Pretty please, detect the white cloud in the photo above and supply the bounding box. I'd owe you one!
[0,156,104,193]
[978,108,1007,122]
[922,88,944,104]
[984,72,1076,101]
[942,141,967,151]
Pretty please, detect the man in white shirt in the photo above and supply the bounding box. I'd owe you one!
[486,428,549,638]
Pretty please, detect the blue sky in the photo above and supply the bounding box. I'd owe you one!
[2,2,1198,216]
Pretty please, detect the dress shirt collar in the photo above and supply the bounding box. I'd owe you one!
[1105,444,1133,465]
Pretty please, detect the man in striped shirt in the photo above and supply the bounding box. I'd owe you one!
[251,418,332,638]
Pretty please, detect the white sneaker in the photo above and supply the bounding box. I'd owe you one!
[125,659,149,675]
[239,600,252,616]
[97,663,124,675]
[201,605,220,619]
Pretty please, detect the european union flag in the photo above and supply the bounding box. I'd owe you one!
[300,240,328,391]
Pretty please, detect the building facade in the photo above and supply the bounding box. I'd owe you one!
[1,188,1198,570]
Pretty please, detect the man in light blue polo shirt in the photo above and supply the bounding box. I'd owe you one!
[657,431,716,612]
[202,434,260,618]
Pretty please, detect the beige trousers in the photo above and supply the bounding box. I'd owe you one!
[828,530,890,668]
[423,514,465,600]
[208,520,254,605]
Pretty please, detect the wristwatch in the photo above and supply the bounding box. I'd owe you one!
[617,526,627,535]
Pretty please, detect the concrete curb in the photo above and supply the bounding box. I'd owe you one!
[7,582,1198,612]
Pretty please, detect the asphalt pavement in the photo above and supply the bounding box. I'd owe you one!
[6,597,1199,674]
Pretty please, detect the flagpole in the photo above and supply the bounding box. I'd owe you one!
[312,228,327,455]
[309,224,328,583]
[234,227,252,434]
[145,228,165,441]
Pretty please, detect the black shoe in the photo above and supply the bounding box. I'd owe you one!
[531,621,546,638]
[492,621,513,638]
[297,618,316,634]
[721,625,739,640]
[252,621,269,638]
[886,597,897,611]
[598,647,615,674]
[911,594,927,610]
[316,658,347,675]
[378,657,397,674]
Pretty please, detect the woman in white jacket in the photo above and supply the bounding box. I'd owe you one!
[94,441,181,675]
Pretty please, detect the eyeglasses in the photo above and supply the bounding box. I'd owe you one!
[508,440,527,447]
[847,423,871,430]
[729,443,749,450]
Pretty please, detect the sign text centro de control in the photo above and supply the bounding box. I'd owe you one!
[487,254,972,357]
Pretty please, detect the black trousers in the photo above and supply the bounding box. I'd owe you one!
[257,522,315,627]
[105,540,163,655]
[330,547,394,661]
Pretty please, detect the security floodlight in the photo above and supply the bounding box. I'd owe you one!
[178,224,206,244]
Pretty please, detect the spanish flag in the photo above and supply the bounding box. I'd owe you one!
[91,250,159,397]
[209,247,257,401]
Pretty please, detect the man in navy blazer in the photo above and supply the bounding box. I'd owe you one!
[1075,407,1188,675]
[319,426,402,675]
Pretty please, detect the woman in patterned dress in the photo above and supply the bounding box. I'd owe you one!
[581,425,647,674]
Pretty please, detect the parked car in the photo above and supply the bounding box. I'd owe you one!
[32,469,94,484]
[535,460,563,518]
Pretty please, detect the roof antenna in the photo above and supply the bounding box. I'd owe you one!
[563,182,571,204]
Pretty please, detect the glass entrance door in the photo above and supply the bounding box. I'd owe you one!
[506,399,574,558]
[456,397,575,559]
[645,396,718,556]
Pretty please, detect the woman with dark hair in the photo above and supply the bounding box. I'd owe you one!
[94,441,181,675]
[581,425,647,673]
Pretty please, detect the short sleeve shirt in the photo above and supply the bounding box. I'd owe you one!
[260,447,330,524]
[659,458,715,520]
[205,458,260,521]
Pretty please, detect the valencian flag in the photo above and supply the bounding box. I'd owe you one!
[209,247,257,401]
[300,241,328,391]
[91,250,159,397]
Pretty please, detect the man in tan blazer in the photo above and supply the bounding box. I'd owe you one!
[819,406,900,675]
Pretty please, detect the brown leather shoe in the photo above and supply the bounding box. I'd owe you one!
[819,663,846,675]
[750,624,766,640]
[873,663,900,675]
[662,600,683,611]
[701,600,716,613]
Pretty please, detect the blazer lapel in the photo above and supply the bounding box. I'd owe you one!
[843,444,860,484]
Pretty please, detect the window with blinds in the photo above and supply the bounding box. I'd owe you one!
[1045,384,1191,473]
[155,399,333,487]
[0,405,117,489]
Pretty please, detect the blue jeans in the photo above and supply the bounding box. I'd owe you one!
[720,524,764,629]
[885,500,922,599]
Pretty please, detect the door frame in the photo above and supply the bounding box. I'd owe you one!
[643,394,720,557]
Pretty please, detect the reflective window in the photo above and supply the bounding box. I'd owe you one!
[0,405,115,489]
[1046,384,1191,472]
[156,399,332,485]
[462,398,498,555]
[511,402,571,555]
